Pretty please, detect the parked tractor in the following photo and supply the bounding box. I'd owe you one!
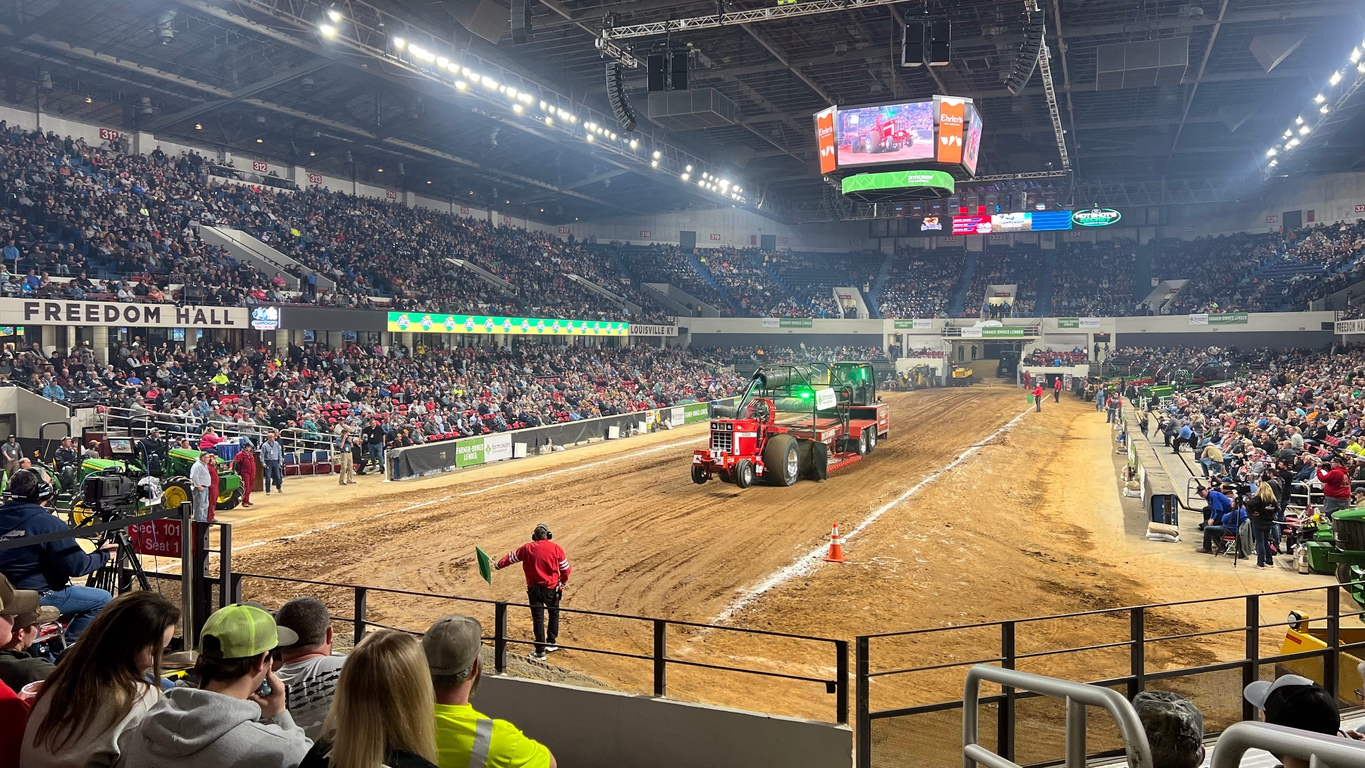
[45,445,243,520]
[691,362,888,488]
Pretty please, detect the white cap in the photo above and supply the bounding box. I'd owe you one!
[1243,674,1316,711]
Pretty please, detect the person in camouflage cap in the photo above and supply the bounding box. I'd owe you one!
[1133,690,1205,768]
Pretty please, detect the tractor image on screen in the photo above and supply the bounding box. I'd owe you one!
[691,362,888,488]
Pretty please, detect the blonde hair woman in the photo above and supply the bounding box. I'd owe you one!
[299,630,438,768]
[1246,480,1281,569]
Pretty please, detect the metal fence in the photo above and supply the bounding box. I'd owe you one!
[855,581,1364,768]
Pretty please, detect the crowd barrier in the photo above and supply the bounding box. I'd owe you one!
[387,399,733,481]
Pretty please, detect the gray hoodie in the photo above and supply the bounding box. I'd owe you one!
[115,687,312,768]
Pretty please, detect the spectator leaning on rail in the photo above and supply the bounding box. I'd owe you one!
[274,597,346,742]
[0,468,116,643]
[116,603,311,768]
[495,524,570,661]
[1131,690,1204,768]
[423,615,556,768]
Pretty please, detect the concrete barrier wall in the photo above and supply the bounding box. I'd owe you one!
[476,676,852,768]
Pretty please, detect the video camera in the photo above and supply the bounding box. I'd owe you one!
[80,467,161,519]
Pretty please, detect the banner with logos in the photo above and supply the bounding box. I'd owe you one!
[1057,317,1102,329]
[628,324,678,337]
[1189,312,1248,326]
[388,312,629,336]
[2,298,248,329]
[893,319,934,330]
[761,317,813,328]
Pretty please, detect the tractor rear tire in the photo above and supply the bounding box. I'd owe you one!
[854,430,869,456]
[865,428,877,454]
[691,465,708,484]
[161,478,192,513]
[217,485,243,511]
[763,434,800,487]
[734,459,755,489]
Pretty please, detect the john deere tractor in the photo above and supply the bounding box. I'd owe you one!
[48,444,243,519]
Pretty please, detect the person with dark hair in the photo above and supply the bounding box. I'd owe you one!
[299,630,436,768]
[21,590,180,768]
[0,468,116,642]
[275,597,346,741]
[0,598,58,691]
[1131,690,1204,768]
[495,525,571,661]
[1244,674,1357,768]
[423,616,555,768]
[117,603,311,768]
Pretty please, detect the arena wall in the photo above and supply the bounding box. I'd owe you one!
[567,208,874,252]
[476,676,852,768]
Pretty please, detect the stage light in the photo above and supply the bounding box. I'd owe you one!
[256,138,264,143]
[513,104,523,113]
[1295,116,1304,124]
[652,150,661,159]
[1300,125,1311,134]
[586,134,594,142]
[1266,148,1276,157]
[194,123,202,130]
[680,173,689,181]
[685,164,692,172]
[698,180,705,187]
[544,117,552,126]
[650,160,658,167]
[1359,62,1365,74]
[393,37,405,49]
[455,81,467,90]
[630,139,638,149]
[1268,159,1278,167]
[481,76,497,88]
[1283,130,1293,138]
[1288,138,1300,147]
[327,9,342,22]
[1352,48,1361,63]
[1320,105,1330,113]
[1314,93,1326,103]
[377,168,384,172]
[437,56,449,69]
[1329,71,1343,86]
[319,23,337,37]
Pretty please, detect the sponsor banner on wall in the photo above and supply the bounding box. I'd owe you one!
[779,317,813,328]
[960,326,983,338]
[388,312,628,336]
[761,318,780,328]
[484,433,513,463]
[814,106,838,174]
[455,437,486,468]
[1057,317,1102,329]
[893,319,933,330]
[1189,312,1248,326]
[250,306,281,331]
[2,298,247,328]
[628,324,679,337]
[981,327,1027,338]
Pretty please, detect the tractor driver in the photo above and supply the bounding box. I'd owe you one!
[0,468,116,643]
[746,398,772,425]
[52,437,79,491]
[140,427,168,476]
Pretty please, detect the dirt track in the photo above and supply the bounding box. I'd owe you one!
[218,384,1335,747]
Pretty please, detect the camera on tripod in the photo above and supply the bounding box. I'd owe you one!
[80,467,161,519]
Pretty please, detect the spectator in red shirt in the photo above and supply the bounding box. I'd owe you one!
[496,524,571,661]
[231,443,256,509]
[1316,455,1352,518]
[1053,376,1063,403]
[1033,383,1045,413]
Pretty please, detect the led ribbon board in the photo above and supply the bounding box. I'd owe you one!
[841,169,955,203]
[389,312,630,336]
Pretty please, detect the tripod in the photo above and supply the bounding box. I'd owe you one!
[86,521,151,593]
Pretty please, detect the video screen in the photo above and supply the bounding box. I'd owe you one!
[107,438,133,454]
[963,107,983,176]
[836,102,934,167]
[1029,211,1073,231]
[992,212,1031,233]
[953,216,992,235]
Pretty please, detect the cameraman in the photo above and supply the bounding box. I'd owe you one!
[0,468,115,643]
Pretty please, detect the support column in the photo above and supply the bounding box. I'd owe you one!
[274,328,289,351]
[185,329,198,351]
[40,325,57,354]
[92,326,110,365]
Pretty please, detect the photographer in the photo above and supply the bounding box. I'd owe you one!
[0,468,115,643]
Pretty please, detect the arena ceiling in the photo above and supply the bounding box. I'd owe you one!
[0,0,1362,224]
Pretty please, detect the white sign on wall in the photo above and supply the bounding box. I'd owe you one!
[2,299,248,328]
[628,324,678,336]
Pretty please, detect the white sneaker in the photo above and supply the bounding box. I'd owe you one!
[543,645,559,654]
[529,651,547,661]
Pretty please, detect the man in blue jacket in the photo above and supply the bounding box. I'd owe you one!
[1200,499,1247,555]
[0,469,116,642]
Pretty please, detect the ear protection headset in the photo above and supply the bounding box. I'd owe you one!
[532,524,552,541]
[5,468,54,504]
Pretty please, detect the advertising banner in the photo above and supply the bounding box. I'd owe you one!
[629,324,679,336]
[761,318,781,328]
[981,327,1027,338]
[779,317,814,328]
[935,97,965,164]
[455,438,486,468]
[2,298,247,329]
[953,216,991,235]
[1072,208,1122,227]
[893,318,934,330]
[815,106,838,174]
[1189,313,1248,326]
[388,312,629,336]
[484,433,513,463]
[682,402,711,424]
[1058,317,1102,329]
[960,326,983,338]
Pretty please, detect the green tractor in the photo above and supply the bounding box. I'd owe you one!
[1322,507,1365,609]
[46,445,244,522]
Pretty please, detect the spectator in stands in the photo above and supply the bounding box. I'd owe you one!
[274,597,346,742]
[0,468,116,643]
[117,603,311,768]
[21,590,180,768]
[299,630,437,768]
[0,575,37,766]
[1244,674,1355,768]
[1199,494,1246,555]
[423,615,556,768]
[0,600,57,691]
[1132,691,1204,768]
[1315,455,1351,518]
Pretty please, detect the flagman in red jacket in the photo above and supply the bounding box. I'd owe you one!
[496,524,571,660]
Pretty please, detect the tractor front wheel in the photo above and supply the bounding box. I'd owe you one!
[733,459,755,489]
[217,485,244,511]
[691,465,708,484]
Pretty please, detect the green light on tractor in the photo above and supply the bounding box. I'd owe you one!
[798,389,812,399]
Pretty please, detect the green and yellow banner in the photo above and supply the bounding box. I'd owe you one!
[388,312,629,336]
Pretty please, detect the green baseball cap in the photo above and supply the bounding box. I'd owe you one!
[198,604,299,660]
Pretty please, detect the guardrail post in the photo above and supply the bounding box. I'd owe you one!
[835,639,849,725]
[1065,697,1088,768]
[652,619,667,697]
[354,587,368,643]
[1244,594,1259,722]
[229,572,243,604]
[192,520,213,638]
[856,637,871,768]
[1000,621,1016,763]
[1326,586,1341,701]
[1129,606,1145,699]
[494,603,508,674]
[218,523,232,611]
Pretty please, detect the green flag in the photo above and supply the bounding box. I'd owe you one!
[476,547,493,585]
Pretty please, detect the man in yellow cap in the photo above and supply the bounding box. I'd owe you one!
[423,614,555,768]
[117,603,312,767]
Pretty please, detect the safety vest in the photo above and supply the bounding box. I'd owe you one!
[433,703,552,768]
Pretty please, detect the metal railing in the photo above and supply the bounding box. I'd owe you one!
[856,581,1365,768]
[100,405,337,456]
[1210,722,1365,768]
[223,570,850,724]
[963,666,1153,768]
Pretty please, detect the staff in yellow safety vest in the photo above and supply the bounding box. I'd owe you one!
[422,615,557,768]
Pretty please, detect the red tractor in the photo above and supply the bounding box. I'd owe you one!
[847,116,914,155]
[691,362,889,488]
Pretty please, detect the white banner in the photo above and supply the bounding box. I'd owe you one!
[628,324,678,337]
[1,298,249,329]
[913,318,932,330]
[484,433,512,463]
[669,407,685,427]
[761,318,780,328]
[960,326,984,338]
[1080,317,1102,329]
[1189,313,1209,326]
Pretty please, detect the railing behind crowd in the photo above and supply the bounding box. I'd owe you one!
[100,405,337,456]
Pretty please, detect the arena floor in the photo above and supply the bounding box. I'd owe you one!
[208,385,1334,723]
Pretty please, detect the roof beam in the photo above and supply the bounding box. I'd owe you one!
[145,57,333,132]
[1163,0,1231,173]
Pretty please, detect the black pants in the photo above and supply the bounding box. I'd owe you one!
[1053,389,1060,403]
[528,585,561,654]
[1203,525,1231,552]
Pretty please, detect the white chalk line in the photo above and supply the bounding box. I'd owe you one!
[221,435,707,556]
[709,407,1033,625]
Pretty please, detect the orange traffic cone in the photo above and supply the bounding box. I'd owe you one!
[824,523,846,563]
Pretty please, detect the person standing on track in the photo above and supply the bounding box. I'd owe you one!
[1053,376,1062,403]
[495,525,570,661]
[232,442,256,509]
[1032,383,1044,413]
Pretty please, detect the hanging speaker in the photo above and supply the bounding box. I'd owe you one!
[670,50,688,91]
[511,0,532,44]
[928,20,951,66]
[605,63,638,132]
[648,54,668,92]
[901,22,924,67]
[1005,13,1045,95]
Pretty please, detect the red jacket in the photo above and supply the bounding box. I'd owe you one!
[1318,466,1351,500]
[497,540,571,589]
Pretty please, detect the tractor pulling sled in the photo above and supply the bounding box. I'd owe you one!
[691,362,888,488]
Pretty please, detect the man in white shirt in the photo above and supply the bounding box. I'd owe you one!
[273,597,345,741]
[189,452,212,523]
